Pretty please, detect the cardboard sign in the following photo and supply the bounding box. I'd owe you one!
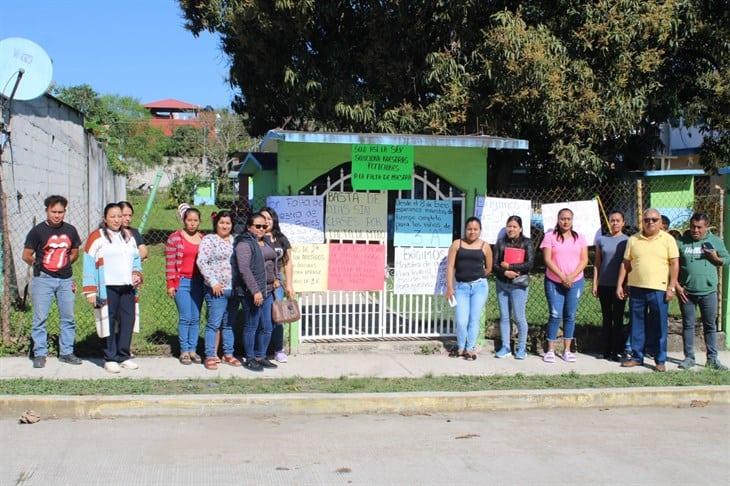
[351,144,414,190]
[327,243,386,291]
[475,196,532,244]
[393,247,449,295]
[291,244,329,292]
[325,191,387,242]
[265,196,324,244]
[541,200,601,245]
[394,199,453,247]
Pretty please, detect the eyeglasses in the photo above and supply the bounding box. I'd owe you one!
[643,218,659,223]
[252,224,267,229]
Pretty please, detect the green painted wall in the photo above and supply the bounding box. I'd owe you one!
[275,142,488,217]
[649,175,694,209]
[252,170,277,201]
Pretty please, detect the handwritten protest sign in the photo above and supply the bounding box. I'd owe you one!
[541,199,601,244]
[265,196,324,244]
[351,144,414,190]
[393,247,449,295]
[325,191,387,242]
[291,244,329,292]
[474,196,532,244]
[394,199,453,247]
[328,243,385,291]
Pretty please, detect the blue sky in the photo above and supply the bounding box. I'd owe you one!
[0,0,233,108]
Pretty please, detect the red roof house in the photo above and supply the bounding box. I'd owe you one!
[144,98,204,136]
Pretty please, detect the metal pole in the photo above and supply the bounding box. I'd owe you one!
[137,169,163,234]
[636,178,644,230]
[0,190,11,342]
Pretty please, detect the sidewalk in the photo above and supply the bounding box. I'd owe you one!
[2,349,728,380]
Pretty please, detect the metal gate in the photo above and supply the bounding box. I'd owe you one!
[299,166,464,341]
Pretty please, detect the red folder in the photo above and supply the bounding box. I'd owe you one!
[503,247,525,265]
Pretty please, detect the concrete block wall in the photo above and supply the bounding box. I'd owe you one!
[0,94,126,293]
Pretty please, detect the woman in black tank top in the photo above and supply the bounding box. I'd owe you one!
[446,217,493,360]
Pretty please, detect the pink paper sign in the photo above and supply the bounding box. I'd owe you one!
[328,243,386,291]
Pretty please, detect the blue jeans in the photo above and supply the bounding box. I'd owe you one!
[175,276,204,353]
[680,292,718,361]
[203,287,236,358]
[545,277,583,341]
[496,279,528,352]
[268,286,285,354]
[31,274,76,357]
[454,278,488,351]
[242,293,274,359]
[629,287,668,364]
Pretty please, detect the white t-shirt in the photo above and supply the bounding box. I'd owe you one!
[102,230,138,285]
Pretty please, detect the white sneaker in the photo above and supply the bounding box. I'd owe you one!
[104,361,121,373]
[120,359,139,370]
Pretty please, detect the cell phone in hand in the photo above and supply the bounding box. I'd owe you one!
[701,242,714,252]
[448,295,457,307]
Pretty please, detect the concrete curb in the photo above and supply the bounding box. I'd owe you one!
[2,386,728,419]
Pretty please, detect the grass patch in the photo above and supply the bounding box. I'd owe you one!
[1,370,727,395]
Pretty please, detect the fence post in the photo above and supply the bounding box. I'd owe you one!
[722,170,730,348]
[636,177,644,226]
[138,169,163,234]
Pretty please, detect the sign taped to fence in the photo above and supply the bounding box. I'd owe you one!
[474,196,532,243]
[393,247,449,295]
[291,244,329,292]
[351,144,414,190]
[265,196,324,244]
[541,199,601,244]
[325,191,387,242]
[394,199,453,247]
[328,243,385,291]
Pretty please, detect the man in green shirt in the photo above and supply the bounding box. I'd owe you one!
[676,212,730,370]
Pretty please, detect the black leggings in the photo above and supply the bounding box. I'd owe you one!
[597,285,626,357]
[104,285,135,362]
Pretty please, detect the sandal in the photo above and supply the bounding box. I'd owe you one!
[204,357,218,370]
[189,352,203,364]
[222,355,242,367]
[213,356,222,364]
[449,348,465,358]
[179,352,192,365]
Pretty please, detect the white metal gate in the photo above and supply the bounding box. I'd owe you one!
[299,166,464,341]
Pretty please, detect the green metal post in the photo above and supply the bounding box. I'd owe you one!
[137,170,164,235]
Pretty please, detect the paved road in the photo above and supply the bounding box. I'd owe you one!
[3,406,728,485]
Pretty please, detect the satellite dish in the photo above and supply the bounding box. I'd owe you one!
[0,37,53,101]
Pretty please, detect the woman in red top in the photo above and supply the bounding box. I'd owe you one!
[165,205,204,365]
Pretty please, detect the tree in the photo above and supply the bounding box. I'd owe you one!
[179,0,729,182]
[167,125,204,157]
[54,85,169,173]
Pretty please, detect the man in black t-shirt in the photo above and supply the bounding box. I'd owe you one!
[22,195,82,368]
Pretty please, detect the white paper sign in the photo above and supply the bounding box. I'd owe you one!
[325,191,387,242]
[393,247,449,295]
[541,199,601,245]
[266,196,325,244]
[475,196,532,244]
[394,199,453,247]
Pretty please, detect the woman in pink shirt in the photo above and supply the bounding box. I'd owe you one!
[540,208,588,363]
[165,205,204,365]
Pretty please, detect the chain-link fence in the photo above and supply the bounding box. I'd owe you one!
[0,174,724,355]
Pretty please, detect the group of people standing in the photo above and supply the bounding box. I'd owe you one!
[24,195,296,373]
[23,194,729,373]
[164,205,295,372]
[446,207,729,371]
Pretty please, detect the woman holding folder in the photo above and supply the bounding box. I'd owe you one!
[493,216,535,359]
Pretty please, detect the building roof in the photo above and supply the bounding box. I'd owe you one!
[643,169,705,177]
[260,130,529,152]
[143,98,201,110]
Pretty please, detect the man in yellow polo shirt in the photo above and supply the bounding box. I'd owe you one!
[616,209,679,372]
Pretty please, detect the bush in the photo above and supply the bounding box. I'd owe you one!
[168,172,203,205]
